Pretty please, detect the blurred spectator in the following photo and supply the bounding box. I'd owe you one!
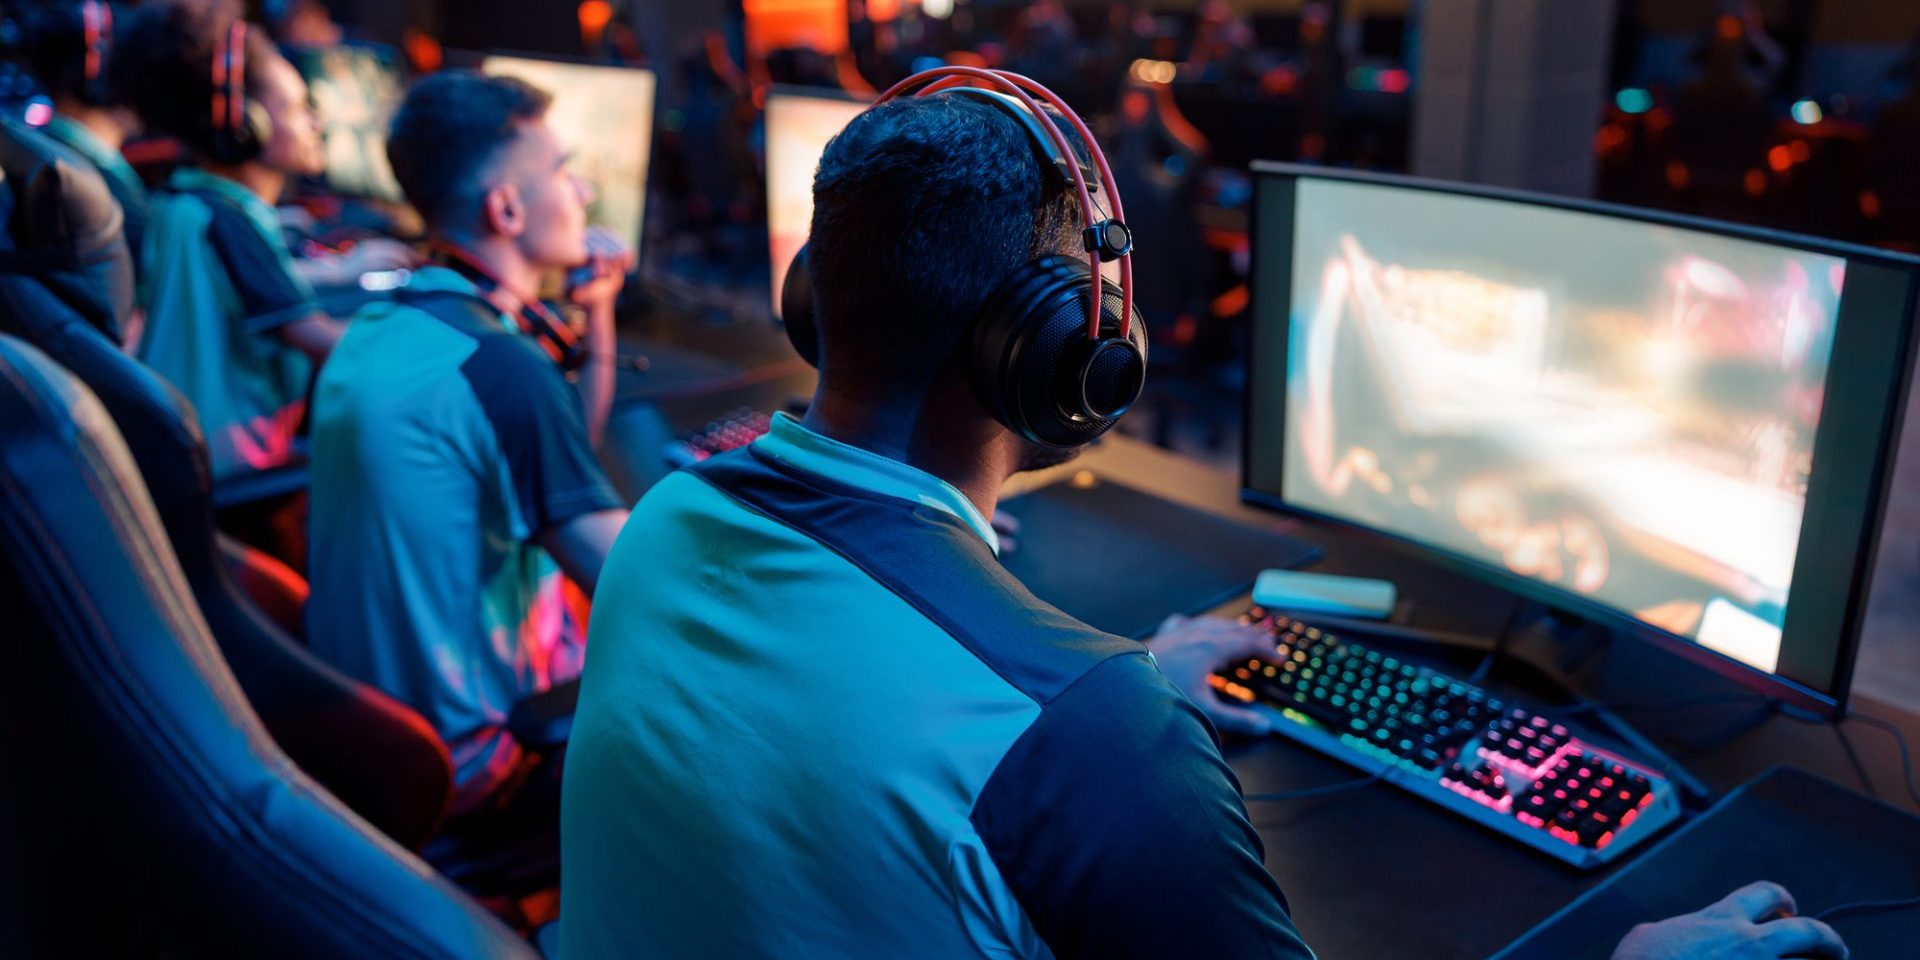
[263,0,341,51]
[1870,38,1920,247]
[1670,13,1774,220]
[1687,2,1785,100]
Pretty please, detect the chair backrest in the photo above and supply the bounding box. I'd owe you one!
[0,114,454,849]
[0,114,131,342]
[0,333,539,959]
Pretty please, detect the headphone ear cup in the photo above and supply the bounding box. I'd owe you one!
[237,98,272,160]
[204,99,266,164]
[971,254,1147,448]
[781,243,822,368]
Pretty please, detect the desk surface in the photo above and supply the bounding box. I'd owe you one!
[1013,435,1920,960]
[607,316,1920,957]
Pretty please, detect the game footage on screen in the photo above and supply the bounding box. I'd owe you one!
[1282,180,1847,673]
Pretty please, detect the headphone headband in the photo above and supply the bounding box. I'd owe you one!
[779,68,1148,448]
[211,19,246,137]
[81,1,110,90]
[874,67,1134,342]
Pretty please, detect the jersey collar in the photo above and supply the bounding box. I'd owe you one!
[749,412,1001,555]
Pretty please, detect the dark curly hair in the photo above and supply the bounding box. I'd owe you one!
[109,0,272,157]
[384,69,553,232]
[16,1,125,107]
[806,93,1083,403]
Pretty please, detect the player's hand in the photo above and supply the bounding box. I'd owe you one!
[1145,613,1277,736]
[340,237,418,274]
[1610,882,1847,960]
[990,510,1021,556]
[567,225,633,316]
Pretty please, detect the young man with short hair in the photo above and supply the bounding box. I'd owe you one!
[559,91,1846,960]
[304,70,627,811]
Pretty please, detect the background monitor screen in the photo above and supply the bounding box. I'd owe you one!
[481,55,655,255]
[1246,169,1920,706]
[293,44,405,203]
[765,88,866,318]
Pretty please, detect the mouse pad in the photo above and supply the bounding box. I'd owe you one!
[1494,766,1920,959]
[997,475,1321,639]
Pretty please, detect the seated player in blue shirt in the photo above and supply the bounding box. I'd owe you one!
[558,80,1848,960]
[112,0,405,479]
[303,70,629,814]
[17,0,147,347]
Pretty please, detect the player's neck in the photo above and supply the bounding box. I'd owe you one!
[53,101,130,152]
[204,161,285,205]
[803,386,1017,520]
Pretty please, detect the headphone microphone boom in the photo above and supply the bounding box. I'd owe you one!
[779,67,1147,450]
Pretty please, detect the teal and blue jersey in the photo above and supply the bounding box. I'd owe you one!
[561,414,1314,959]
[305,266,621,800]
[137,167,318,479]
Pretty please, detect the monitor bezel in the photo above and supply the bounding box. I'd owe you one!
[1243,161,1920,717]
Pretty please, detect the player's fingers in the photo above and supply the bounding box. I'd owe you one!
[1756,917,1847,959]
[1713,881,1797,923]
[1218,625,1282,662]
[1205,702,1274,737]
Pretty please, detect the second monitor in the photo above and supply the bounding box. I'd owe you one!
[292,43,407,204]
[765,87,867,319]
[481,54,656,257]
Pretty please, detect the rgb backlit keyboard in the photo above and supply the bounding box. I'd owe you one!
[1211,607,1681,868]
[664,408,772,467]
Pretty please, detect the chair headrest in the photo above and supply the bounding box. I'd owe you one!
[0,332,534,959]
[0,115,134,337]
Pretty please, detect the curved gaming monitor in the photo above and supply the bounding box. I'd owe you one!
[1244,164,1920,714]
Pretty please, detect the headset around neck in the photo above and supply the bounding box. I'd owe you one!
[424,238,589,372]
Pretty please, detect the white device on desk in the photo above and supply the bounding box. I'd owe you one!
[1253,569,1396,619]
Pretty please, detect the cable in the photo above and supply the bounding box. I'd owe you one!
[1834,722,1877,799]
[1812,893,1920,923]
[1464,595,1526,686]
[1848,713,1920,810]
[1243,770,1385,802]
[1554,693,1772,717]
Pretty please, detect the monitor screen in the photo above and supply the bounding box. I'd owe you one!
[1246,168,1920,708]
[293,44,406,203]
[765,88,866,318]
[480,55,655,255]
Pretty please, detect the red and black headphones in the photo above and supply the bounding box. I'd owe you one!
[79,0,113,105]
[425,239,591,372]
[206,18,271,163]
[779,67,1146,450]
